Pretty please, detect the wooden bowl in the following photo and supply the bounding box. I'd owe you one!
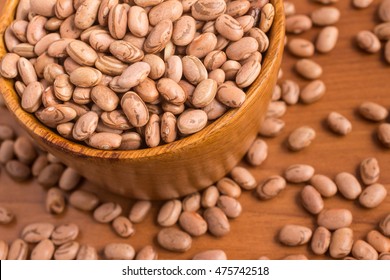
[0,0,285,200]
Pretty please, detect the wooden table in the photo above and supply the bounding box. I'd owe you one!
[1,0,389,260]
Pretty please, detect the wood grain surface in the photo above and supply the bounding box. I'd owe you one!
[1,0,389,260]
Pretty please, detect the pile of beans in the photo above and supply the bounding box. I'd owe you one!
[0,0,275,150]
[1,0,390,260]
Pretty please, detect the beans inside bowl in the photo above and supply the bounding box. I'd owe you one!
[0,0,284,199]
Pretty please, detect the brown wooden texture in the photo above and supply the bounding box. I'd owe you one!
[0,0,390,260]
[0,0,284,200]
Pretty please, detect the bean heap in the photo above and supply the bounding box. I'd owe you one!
[0,0,275,150]
[1,0,390,260]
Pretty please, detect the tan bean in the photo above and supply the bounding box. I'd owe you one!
[54,241,80,260]
[157,199,182,227]
[58,167,81,191]
[0,53,20,79]
[17,57,37,85]
[217,195,242,218]
[378,123,390,148]
[282,254,308,260]
[54,0,74,19]
[356,31,381,53]
[335,172,362,200]
[221,60,241,81]
[288,38,315,58]
[230,166,256,191]
[7,239,28,260]
[285,14,312,34]
[379,0,390,22]
[0,240,9,260]
[216,177,241,198]
[327,112,352,135]
[177,109,208,135]
[367,230,390,253]
[160,112,177,143]
[104,243,135,260]
[279,224,313,246]
[259,117,285,137]
[72,111,99,141]
[358,101,388,122]
[259,3,274,33]
[295,59,323,80]
[74,0,101,30]
[4,26,21,52]
[148,0,183,26]
[317,208,353,230]
[144,19,173,53]
[31,155,49,177]
[311,7,340,26]
[329,227,354,259]
[50,223,79,246]
[236,15,255,33]
[36,105,77,128]
[37,163,64,187]
[5,160,31,181]
[13,136,37,165]
[248,28,269,53]
[310,174,337,197]
[157,227,192,252]
[26,16,47,45]
[0,140,14,165]
[76,245,98,260]
[353,0,373,8]
[182,55,208,85]
[203,207,230,237]
[172,15,196,46]
[121,91,149,127]
[190,79,217,108]
[112,216,135,238]
[215,14,243,42]
[186,32,217,58]
[69,190,100,211]
[93,202,122,223]
[136,245,158,260]
[374,22,390,40]
[256,175,286,200]
[179,211,208,236]
[360,157,380,185]
[192,249,227,260]
[203,97,228,120]
[311,226,331,255]
[128,200,152,223]
[359,183,387,208]
[352,240,378,260]
[191,0,226,21]
[69,67,102,88]
[226,37,258,61]
[287,126,316,151]
[236,60,261,88]
[45,17,63,31]
[119,132,142,150]
[108,4,128,39]
[300,80,326,104]
[22,222,55,243]
[245,138,267,166]
[316,26,339,53]
[144,114,160,148]
[281,79,300,105]
[0,125,15,140]
[301,185,324,214]
[201,186,219,208]
[217,82,246,108]
[379,213,390,237]
[46,187,66,214]
[182,192,201,212]
[284,164,315,183]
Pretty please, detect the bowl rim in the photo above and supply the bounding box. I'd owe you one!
[0,0,285,160]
